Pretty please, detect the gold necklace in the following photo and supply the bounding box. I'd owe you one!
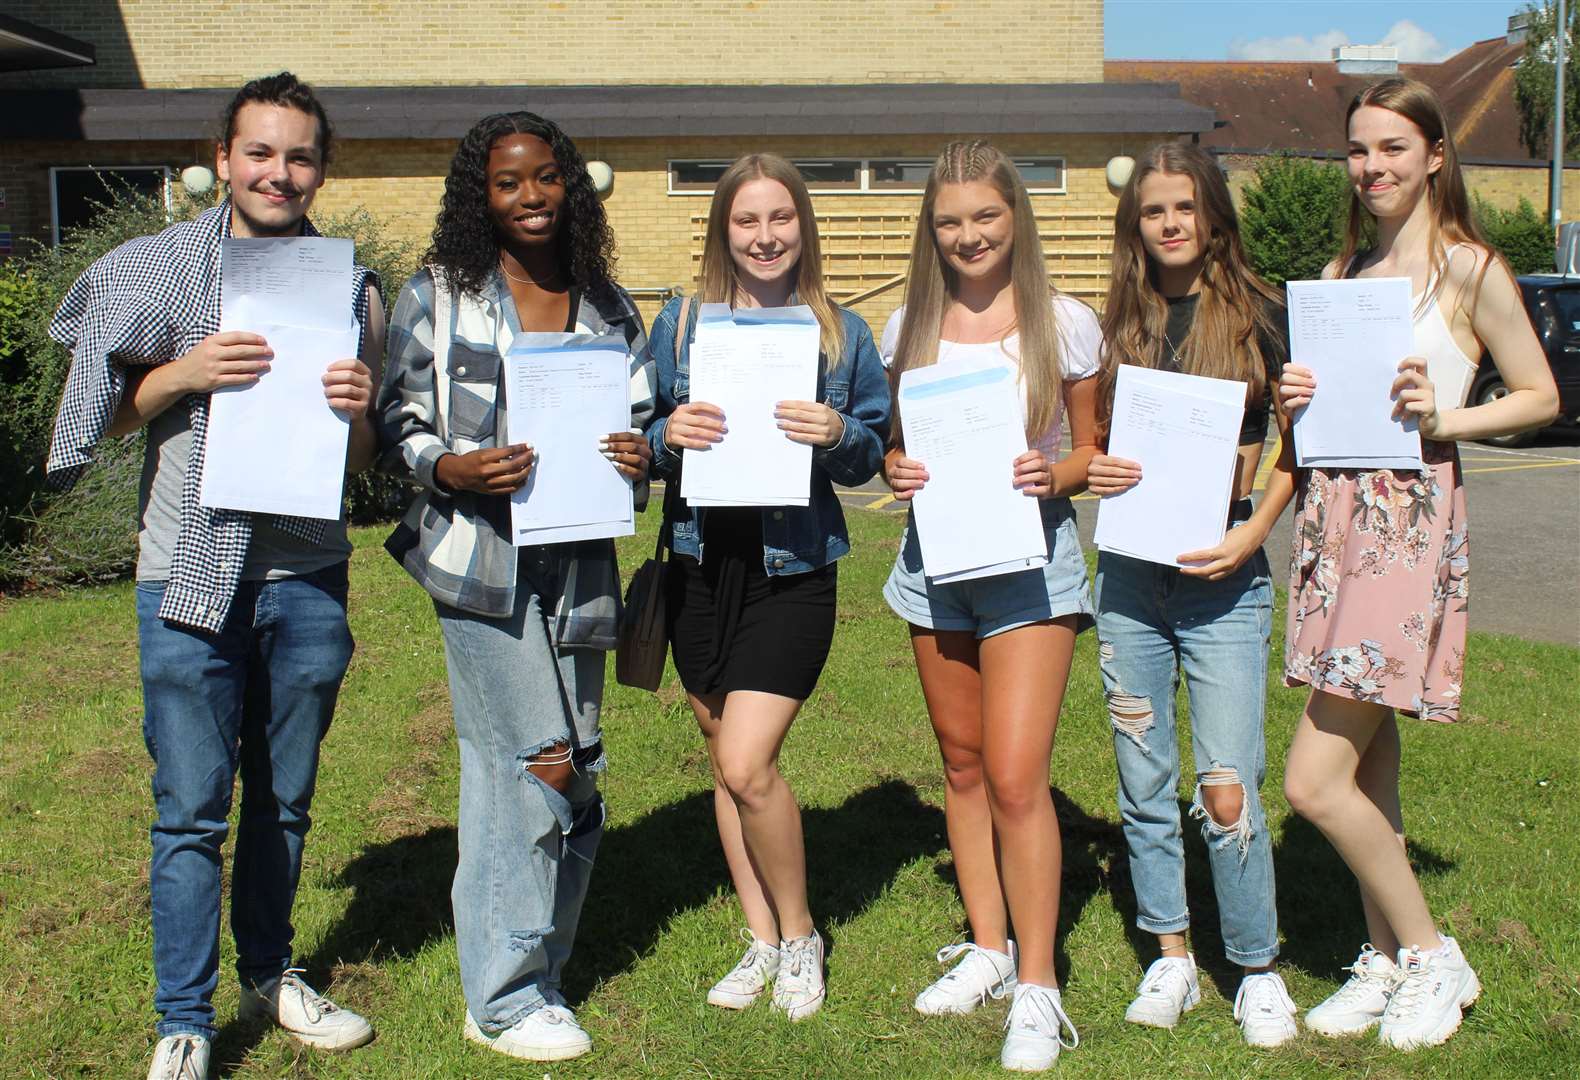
[499,258,565,287]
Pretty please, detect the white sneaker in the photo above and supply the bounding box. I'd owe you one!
[1000,983,1079,1072]
[239,968,374,1051]
[707,930,781,1009]
[1377,937,1481,1050]
[1124,954,1201,1029]
[1233,971,1298,1047]
[147,1034,209,1080]
[770,931,825,1021]
[463,1002,593,1061]
[1305,944,1398,1036]
[914,940,1017,1016]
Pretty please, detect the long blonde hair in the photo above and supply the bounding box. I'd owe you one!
[1098,141,1283,434]
[1340,77,1498,314]
[889,142,1065,445]
[696,153,844,365]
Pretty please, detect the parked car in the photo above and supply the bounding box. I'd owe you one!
[1471,275,1580,446]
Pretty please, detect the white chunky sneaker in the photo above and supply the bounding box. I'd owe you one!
[464,1002,593,1061]
[1377,937,1481,1050]
[708,930,781,1009]
[914,940,1017,1016]
[1305,945,1398,1036]
[1233,971,1298,1047]
[770,931,825,1021]
[1000,983,1079,1072]
[239,968,374,1051]
[147,1034,209,1080]
[1124,954,1201,1029]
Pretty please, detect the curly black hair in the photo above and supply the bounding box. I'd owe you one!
[425,111,617,298]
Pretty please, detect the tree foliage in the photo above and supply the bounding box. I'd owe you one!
[1475,194,1557,274]
[1514,1,1580,158]
[1238,155,1353,286]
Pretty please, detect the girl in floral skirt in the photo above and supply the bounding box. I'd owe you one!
[1278,77,1558,1050]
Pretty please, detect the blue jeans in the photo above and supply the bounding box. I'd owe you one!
[1094,549,1279,967]
[435,550,606,1032]
[136,565,354,1038]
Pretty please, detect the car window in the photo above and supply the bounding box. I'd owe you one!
[1549,289,1580,335]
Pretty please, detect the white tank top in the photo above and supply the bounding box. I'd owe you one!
[1413,290,1478,410]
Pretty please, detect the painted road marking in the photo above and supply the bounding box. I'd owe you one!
[865,493,896,510]
[1463,460,1580,475]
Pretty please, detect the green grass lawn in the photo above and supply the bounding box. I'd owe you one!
[2,509,1576,1079]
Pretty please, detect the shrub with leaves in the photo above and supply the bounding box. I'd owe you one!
[1239,155,1353,286]
[1474,194,1556,276]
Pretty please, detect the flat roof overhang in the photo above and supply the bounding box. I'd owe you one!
[0,82,1214,142]
[0,14,95,73]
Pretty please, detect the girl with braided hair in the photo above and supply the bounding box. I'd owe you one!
[881,141,1100,1072]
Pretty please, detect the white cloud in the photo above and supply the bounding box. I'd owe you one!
[1227,20,1453,63]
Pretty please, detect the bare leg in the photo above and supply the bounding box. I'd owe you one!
[1284,691,1441,952]
[978,617,1078,987]
[706,690,813,941]
[691,692,782,944]
[910,627,1009,954]
[1353,714,1406,957]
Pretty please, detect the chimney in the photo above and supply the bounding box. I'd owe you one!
[1333,44,1400,75]
[1509,12,1532,45]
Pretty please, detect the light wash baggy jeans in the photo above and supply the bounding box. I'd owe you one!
[1094,547,1280,967]
[434,552,607,1032]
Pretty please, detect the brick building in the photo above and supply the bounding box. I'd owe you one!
[0,0,1211,323]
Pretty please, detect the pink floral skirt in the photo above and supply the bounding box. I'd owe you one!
[1283,441,1468,722]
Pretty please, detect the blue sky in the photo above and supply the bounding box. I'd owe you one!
[1106,0,1529,61]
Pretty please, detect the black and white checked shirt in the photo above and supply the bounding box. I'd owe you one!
[46,200,375,631]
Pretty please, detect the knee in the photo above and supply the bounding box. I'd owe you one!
[717,755,777,811]
[1198,770,1247,828]
[524,741,575,795]
[982,765,1047,822]
[1282,766,1330,823]
[938,745,984,794]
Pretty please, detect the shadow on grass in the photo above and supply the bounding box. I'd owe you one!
[249,778,942,1036]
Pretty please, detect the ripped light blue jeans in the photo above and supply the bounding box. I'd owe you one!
[434,551,607,1032]
[1094,548,1279,967]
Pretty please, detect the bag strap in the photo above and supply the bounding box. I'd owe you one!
[654,294,692,561]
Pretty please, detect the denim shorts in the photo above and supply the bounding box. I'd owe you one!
[884,497,1095,638]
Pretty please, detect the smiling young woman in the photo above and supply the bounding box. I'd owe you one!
[640,153,890,1022]
[377,111,654,1063]
[1277,78,1558,1050]
[881,141,1100,1073]
[1089,141,1300,1048]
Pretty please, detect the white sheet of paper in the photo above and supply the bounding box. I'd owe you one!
[200,237,358,519]
[506,334,635,546]
[200,322,356,519]
[1287,277,1423,470]
[681,304,819,507]
[1094,366,1246,567]
[899,358,1048,581]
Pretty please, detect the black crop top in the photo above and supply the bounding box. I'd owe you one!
[1158,293,1289,446]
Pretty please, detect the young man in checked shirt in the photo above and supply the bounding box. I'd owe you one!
[46,73,384,1080]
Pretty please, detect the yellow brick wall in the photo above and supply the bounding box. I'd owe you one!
[1,1,1103,89]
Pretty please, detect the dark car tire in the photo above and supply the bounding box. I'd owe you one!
[1473,376,1539,448]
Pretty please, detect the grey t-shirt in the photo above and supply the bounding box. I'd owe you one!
[135,404,350,582]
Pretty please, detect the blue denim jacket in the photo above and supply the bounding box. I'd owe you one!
[643,297,891,573]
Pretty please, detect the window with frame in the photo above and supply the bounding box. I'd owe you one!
[668,156,1066,194]
[668,158,862,194]
[50,166,172,245]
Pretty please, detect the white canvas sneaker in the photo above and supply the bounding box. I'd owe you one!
[770,931,826,1021]
[914,941,1017,1016]
[707,930,781,1009]
[1305,944,1398,1036]
[1377,937,1481,1050]
[1124,954,1201,1029]
[239,968,374,1050]
[1000,983,1079,1072]
[1233,971,1298,1047]
[147,1034,209,1080]
[464,1002,593,1061]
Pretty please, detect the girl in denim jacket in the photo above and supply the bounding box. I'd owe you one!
[642,153,889,1021]
[1087,142,1300,1048]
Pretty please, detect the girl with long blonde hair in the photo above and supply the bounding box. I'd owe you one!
[1279,77,1557,1048]
[882,142,1100,1072]
[1088,141,1301,1047]
[641,153,890,1021]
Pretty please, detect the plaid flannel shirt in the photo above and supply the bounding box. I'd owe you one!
[377,268,653,646]
[46,200,375,631]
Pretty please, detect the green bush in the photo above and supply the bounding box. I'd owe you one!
[1474,194,1555,275]
[0,189,421,589]
[1239,155,1353,286]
